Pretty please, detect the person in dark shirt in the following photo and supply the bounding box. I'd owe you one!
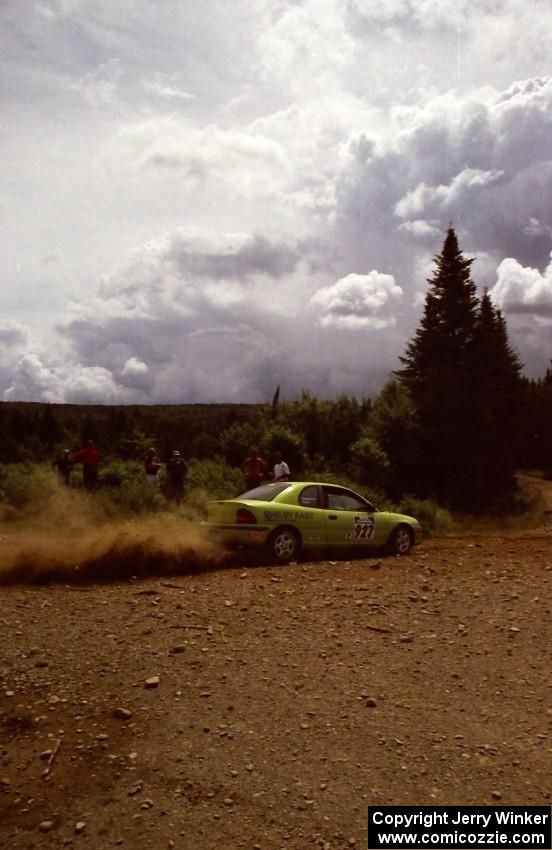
[165,450,188,505]
[144,447,162,485]
[52,449,74,487]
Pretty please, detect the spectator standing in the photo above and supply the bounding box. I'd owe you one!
[165,450,188,505]
[272,451,290,482]
[144,447,162,485]
[73,440,101,491]
[52,449,74,487]
[241,448,267,491]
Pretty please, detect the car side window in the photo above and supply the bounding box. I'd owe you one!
[341,494,370,511]
[298,485,320,508]
[323,486,371,512]
[326,492,346,510]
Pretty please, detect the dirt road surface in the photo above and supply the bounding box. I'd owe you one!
[1,525,551,849]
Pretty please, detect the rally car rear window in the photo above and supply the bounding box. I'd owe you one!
[237,483,291,501]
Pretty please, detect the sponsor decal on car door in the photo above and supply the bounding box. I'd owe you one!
[324,511,370,545]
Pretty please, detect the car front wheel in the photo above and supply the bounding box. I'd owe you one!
[387,524,414,555]
[267,527,301,565]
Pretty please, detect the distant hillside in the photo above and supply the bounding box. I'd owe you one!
[0,400,265,463]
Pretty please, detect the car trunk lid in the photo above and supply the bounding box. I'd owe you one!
[206,500,258,524]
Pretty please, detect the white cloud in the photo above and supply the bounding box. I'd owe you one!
[3,352,127,404]
[258,0,354,96]
[398,218,441,238]
[491,254,552,318]
[395,168,505,219]
[69,59,123,108]
[524,218,552,239]
[0,320,29,350]
[351,0,410,23]
[95,226,300,312]
[142,74,196,102]
[34,0,81,20]
[0,322,34,399]
[311,271,403,329]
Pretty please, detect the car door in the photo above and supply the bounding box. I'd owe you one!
[321,485,382,548]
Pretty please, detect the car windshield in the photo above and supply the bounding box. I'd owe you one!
[237,483,291,501]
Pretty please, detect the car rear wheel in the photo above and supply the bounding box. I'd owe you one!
[387,524,414,555]
[267,527,301,565]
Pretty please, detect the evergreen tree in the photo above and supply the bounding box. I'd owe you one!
[38,404,63,454]
[271,385,280,417]
[366,378,422,500]
[399,226,479,507]
[469,290,523,508]
[519,369,552,475]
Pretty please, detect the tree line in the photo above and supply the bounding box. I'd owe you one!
[0,226,550,513]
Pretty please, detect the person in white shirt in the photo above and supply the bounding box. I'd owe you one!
[272,451,290,482]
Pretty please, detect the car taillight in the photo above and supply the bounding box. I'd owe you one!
[236,508,257,524]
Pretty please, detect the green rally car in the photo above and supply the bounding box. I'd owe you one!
[202,481,423,564]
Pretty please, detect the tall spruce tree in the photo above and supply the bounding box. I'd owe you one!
[469,290,523,508]
[400,227,523,510]
[519,366,552,475]
[399,227,480,508]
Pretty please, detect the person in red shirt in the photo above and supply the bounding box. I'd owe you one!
[241,448,267,491]
[73,440,101,491]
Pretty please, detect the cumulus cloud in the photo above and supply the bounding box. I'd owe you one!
[0,321,29,350]
[491,254,552,318]
[142,73,195,102]
[50,226,308,402]
[42,223,407,402]
[34,0,81,20]
[69,59,124,108]
[311,271,403,329]
[258,0,354,96]
[3,352,128,405]
[103,116,286,179]
[96,226,300,311]
[335,76,552,288]
[395,168,505,219]
[0,321,33,399]
[398,219,442,239]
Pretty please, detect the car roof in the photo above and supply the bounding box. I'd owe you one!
[277,481,351,487]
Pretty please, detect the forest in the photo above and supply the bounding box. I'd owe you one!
[0,228,551,521]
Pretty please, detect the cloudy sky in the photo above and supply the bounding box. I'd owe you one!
[2,0,552,404]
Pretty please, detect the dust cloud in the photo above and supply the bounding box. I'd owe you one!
[0,488,224,585]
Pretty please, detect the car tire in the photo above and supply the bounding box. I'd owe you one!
[266,527,301,565]
[387,524,414,555]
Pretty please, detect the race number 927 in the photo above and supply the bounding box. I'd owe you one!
[354,516,375,539]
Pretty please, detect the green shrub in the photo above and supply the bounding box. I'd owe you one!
[99,459,144,488]
[92,458,168,517]
[0,463,55,510]
[260,424,307,474]
[348,433,391,490]
[96,479,167,518]
[396,495,453,535]
[218,423,262,467]
[183,457,245,518]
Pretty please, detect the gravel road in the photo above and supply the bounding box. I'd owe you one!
[1,525,551,850]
